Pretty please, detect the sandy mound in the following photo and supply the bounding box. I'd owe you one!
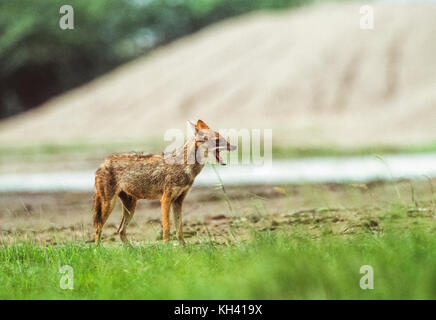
[1,2,435,147]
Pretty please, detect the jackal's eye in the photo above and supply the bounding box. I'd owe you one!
[197,131,208,142]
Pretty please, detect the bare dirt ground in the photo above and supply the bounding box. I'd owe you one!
[1,179,435,246]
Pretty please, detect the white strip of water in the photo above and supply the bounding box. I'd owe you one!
[0,153,435,192]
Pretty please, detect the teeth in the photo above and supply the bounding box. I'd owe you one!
[215,151,225,164]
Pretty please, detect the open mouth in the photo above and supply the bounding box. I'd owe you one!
[214,145,236,165]
[215,149,226,165]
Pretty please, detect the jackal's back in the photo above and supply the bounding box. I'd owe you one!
[95,152,197,200]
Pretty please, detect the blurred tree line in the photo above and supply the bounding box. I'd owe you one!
[0,0,310,119]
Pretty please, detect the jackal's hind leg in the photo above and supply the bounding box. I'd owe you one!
[118,192,137,243]
[94,196,116,245]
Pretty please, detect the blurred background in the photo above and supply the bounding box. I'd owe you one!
[0,0,435,174]
[0,0,309,119]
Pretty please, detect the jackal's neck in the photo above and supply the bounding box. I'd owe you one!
[169,138,205,176]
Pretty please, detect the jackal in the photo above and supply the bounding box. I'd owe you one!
[92,120,237,244]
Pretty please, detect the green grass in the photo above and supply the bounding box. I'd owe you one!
[271,141,436,158]
[1,223,436,299]
[0,140,435,160]
[0,171,435,299]
[0,139,164,158]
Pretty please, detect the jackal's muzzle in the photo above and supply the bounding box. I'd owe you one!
[214,141,237,165]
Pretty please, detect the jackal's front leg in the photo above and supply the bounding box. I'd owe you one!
[160,192,172,242]
[172,201,184,244]
[172,192,187,244]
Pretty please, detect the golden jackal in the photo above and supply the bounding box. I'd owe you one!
[93,120,236,244]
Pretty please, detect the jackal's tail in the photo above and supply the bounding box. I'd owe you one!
[93,167,105,229]
[93,192,103,228]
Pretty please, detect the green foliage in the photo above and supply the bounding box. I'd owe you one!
[0,0,311,118]
[1,226,436,299]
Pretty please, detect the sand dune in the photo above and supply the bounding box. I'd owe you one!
[1,2,435,147]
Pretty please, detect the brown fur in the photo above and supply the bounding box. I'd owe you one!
[92,120,236,244]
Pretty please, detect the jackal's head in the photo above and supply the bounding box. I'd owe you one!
[189,120,237,165]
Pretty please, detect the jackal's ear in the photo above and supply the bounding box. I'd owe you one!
[187,120,197,135]
[196,120,209,130]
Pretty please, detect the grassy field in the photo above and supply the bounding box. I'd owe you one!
[0,179,435,299]
[1,223,436,299]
